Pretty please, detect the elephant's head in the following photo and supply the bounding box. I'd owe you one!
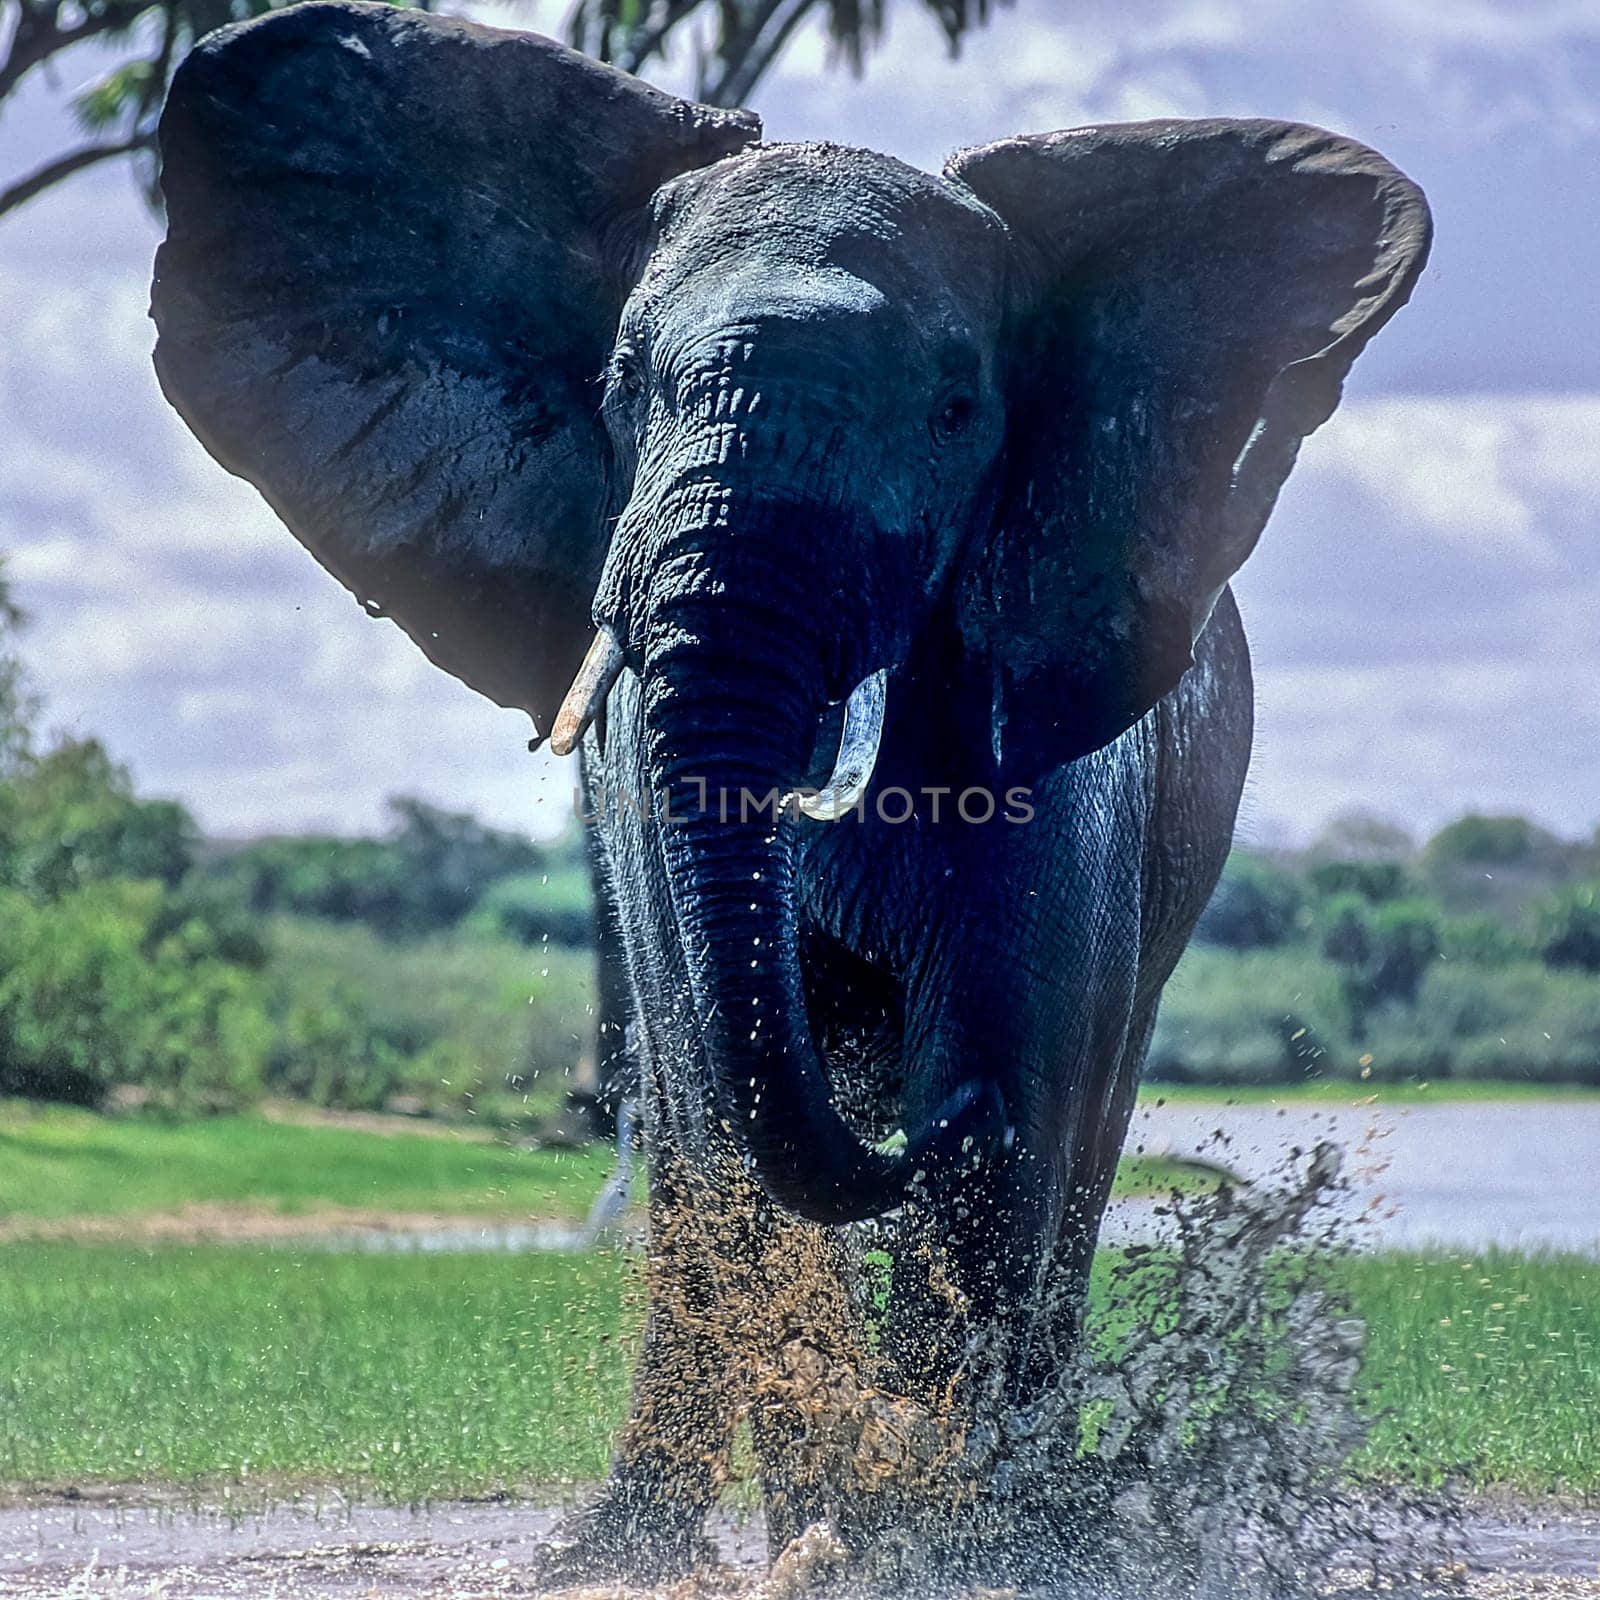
[151,2,1430,1224]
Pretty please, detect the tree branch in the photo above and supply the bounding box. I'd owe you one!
[0,130,152,216]
[702,0,815,107]
[0,1,154,106]
[611,0,703,76]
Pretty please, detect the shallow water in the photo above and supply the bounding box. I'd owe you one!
[1123,1099,1600,1257]
[3,1495,1597,1598]
[251,1101,1600,1258]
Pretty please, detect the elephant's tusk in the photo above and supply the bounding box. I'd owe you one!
[784,669,887,822]
[550,627,625,757]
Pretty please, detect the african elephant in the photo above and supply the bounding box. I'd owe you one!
[150,1,1429,1578]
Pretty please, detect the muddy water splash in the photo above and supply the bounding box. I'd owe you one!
[552,1142,1460,1599]
[776,1144,1458,1597]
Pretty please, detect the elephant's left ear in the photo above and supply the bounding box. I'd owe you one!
[945,120,1430,781]
[152,1,758,734]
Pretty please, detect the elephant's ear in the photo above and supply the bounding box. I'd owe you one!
[945,120,1429,780]
[151,0,758,732]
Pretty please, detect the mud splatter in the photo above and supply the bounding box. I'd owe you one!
[546,1141,1463,1597]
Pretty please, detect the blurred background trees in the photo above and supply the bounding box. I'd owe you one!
[2,0,1595,1119]
[0,0,1005,216]
[1157,806,1600,1088]
[3,560,1599,1117]
[0,566,591,1116]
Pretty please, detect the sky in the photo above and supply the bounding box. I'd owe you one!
[1,0,1597,844]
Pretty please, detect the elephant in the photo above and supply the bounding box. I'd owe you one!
[150,1,1430,1579]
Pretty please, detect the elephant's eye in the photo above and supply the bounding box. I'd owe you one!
[931,389,977,445]
[609,346,646,402]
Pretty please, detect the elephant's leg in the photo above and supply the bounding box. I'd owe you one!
[1017,1009,1154,1399]
[879,1195,1007,1405]
[877,1017,1049,1404]
[539,1160,740,1583]
[742,1210,868,1555]
[570,827,638,1142]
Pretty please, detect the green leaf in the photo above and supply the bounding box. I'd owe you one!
[72,60,157,133]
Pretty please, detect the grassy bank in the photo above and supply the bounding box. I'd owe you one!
[1348,1251,1600,1491]
[0,1102,613,1226]
[0,1246,632,1499]
[0,1102,1211,1233]
[2,1244,1594,1502]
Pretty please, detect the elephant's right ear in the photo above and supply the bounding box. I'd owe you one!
[151,0,757,733]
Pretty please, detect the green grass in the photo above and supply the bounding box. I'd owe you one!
[1138,1078,1600,1106]
[0,1102,614,1224]
[2,1244,1594,1501]
[0,1103,1210,1229]
[1346,1250,1600,1492]
[0,1246,634,1499]
[1107,1154,1231,1196]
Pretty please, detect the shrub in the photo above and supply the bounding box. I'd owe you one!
[463,868,594,948]
[0,738,196,900]
[1425,813,1563,869]
[206,798,544,938]
[1302,961,1600,1086]
[0,881,272,1107]
[1317,893,1441,1025]
[1306,858,1413,905]
[1366,900,1443,1004]
[1194,852,1305,949]
[1439,913,1530,968]
[1307,809,1415,862]
[1148,946,1353,1084]
[262,917,593,1118]
[1530,883,1600,973]
[1414,961,1600,1084]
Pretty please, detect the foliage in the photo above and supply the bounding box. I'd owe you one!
[1352,960,1600,1083]
[1156,939,1600,1088]
[0,650,272,1106]
[2,0,1007,218]
[8,545,1600,1104]
[1424,811,1564,870]
[1306,808,1415,863]
[568,0,1006,108]
[1438,911,1529,968]
[205,797,543,938]
[463,864,595,948]
[0,560,34,779]
[1193,851,1305,949]
[1530,882,1600,973]
[0,601,590,1114]
[0,737,196,899]
[261,916,592,1117]
[1305,857,1412,905]
[1317,893,1441,1019]
[1160,826,1600,1085]
[0,879,271,1107]
[1149,946,1350,1084]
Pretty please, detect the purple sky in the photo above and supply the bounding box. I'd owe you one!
[2,0,1597,843]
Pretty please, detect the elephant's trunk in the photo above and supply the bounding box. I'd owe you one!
[638,524,1001,1225]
